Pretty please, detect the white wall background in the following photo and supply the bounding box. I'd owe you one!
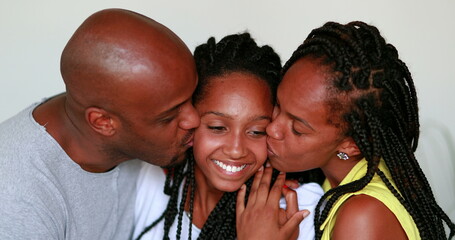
[1,0,454,224]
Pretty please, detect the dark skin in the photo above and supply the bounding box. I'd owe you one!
[238,57,409,239]
[34,9,200,172]
[236,166,308,240]
[333,195,407,240]
[184,73,274,228]
[286,58,407,240]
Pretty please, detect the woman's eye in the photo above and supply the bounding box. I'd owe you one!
[292,127,303,136]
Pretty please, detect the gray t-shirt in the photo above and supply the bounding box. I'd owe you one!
[0,102,141,239]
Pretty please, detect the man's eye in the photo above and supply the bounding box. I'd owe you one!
[160,116,175,124]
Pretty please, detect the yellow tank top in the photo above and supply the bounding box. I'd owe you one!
[320,158,420,239]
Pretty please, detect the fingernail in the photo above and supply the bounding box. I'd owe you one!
[279,171,284,175]
[240,184,246,190]
[266,162,271,167]
[302,210,310,218]
[258,166,264,171]
[283,184,289,189]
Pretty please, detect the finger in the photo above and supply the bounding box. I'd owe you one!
[236,184,247,219]
[266,171,286,207]
[255,166,274,205]
[279,208,287,227]
[247,166,264,205]
[281,210,310,237]
[284,179,299,189]
[282,187,298,219]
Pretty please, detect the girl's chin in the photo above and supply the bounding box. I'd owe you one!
[215,183,244,193]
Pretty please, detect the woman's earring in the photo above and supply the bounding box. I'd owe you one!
[337,152,349,160]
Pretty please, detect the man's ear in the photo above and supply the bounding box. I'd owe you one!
[338,137,361,158]
[85,107,116,136]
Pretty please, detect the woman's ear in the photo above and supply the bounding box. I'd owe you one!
[85,107,116,136]
[338,137,361,158]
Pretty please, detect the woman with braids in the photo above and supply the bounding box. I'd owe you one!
[237,21,455,239]
[133,32,324,240]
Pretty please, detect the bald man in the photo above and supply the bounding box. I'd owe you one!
[0,9,199,239]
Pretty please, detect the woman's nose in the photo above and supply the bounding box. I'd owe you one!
[266,117,284,140]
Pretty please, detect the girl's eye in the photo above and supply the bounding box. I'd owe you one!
[208,126,226,133]
[249,130,267,137]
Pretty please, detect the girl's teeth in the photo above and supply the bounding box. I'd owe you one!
[213,160,247,173]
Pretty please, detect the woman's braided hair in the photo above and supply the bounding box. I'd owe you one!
[136,32,282,240]
[283,21,455,239]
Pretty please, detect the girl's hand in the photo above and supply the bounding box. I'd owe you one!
[236,166,310,240]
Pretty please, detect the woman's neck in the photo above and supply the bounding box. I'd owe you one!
[323,156,363,188]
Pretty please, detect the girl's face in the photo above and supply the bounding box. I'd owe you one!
[193,72,273,192]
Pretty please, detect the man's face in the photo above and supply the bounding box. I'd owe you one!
[112,57,200,167]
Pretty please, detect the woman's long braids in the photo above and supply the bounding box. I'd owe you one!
[283,21,455,239]
[136,32,282,240]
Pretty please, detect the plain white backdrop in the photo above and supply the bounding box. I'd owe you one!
[1,0,454,223]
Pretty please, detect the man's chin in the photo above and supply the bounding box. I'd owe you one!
[161,152,187,168]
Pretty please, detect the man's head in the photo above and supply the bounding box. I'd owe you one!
[60,8,200,167]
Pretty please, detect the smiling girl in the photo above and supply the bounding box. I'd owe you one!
[133,33,323,240]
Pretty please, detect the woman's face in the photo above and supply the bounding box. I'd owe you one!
[193,72,273,192]
[266,57,345,173]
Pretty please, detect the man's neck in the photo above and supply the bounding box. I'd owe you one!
[33,94,120,173]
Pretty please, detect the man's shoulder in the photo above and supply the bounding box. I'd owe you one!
[0,102,43,147]
[0,159,67,239]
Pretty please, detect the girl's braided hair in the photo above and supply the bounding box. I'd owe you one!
[136,32,283,240]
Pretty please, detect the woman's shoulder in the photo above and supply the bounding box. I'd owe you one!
[332,194,408,239]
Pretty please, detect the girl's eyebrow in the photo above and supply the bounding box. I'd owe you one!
[251,115,272,121]
[201,111,233,120]
[201,111,271,122]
